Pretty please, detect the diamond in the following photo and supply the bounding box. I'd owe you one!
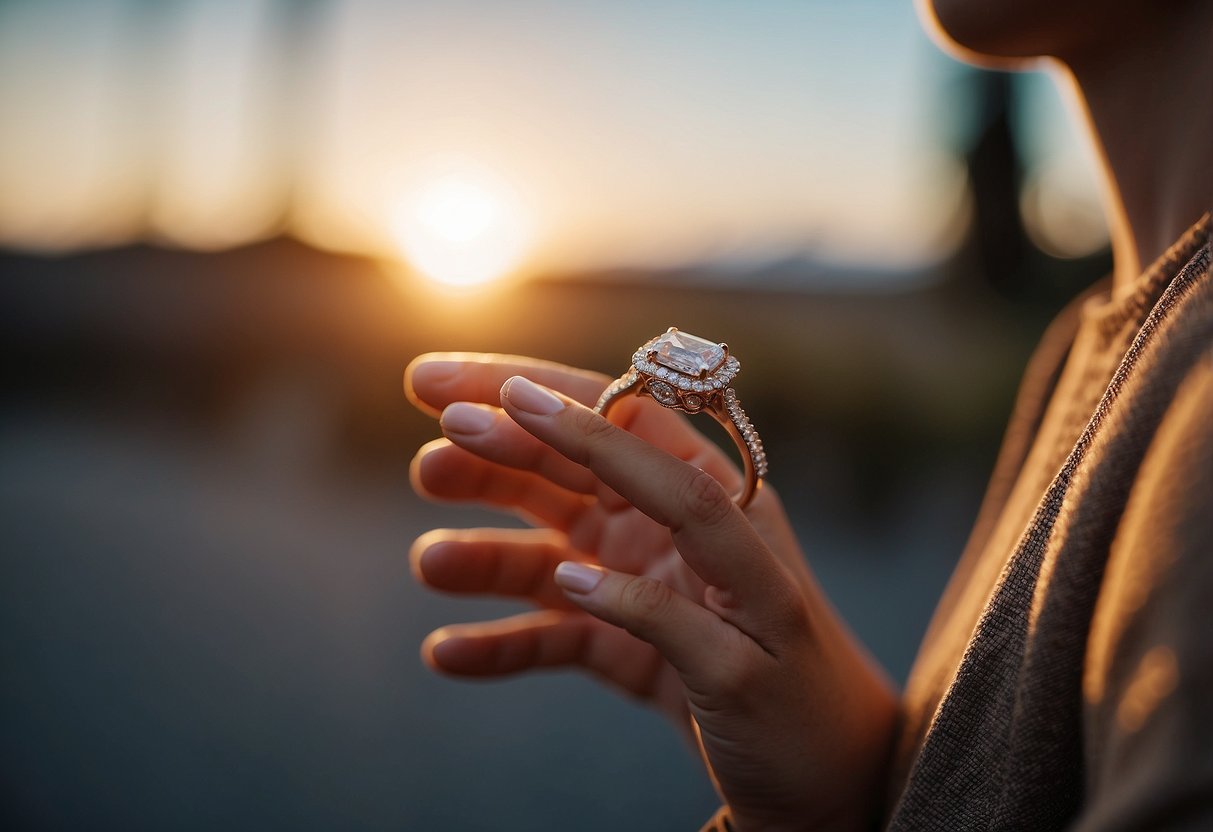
[683,394,704,411]
[649,330,726,376]
[647,380,678,406]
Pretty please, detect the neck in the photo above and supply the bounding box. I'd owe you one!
[1061,3,1212,293]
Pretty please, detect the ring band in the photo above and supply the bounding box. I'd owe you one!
[594,327,767,508]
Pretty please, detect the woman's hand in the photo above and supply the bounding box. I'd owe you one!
[406,354,898,832]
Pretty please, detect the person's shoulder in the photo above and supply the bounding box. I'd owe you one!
[1120,229,1213,418]
[1077,321,1213,830]
[1085,323,1213,699]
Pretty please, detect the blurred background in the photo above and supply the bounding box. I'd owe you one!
[0,0,1114,829]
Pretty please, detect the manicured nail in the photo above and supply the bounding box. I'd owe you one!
[421,627,455,664]
[554,561,606,594]
[412,359,460,383]
[441,402,495,434]
[503,376,565,415]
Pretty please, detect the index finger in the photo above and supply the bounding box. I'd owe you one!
[499,376,802,645]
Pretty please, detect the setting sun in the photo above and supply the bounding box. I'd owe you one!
[390,171,531,288]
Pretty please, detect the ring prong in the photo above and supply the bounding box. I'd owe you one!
[666,326,678,333]
[719,343,729,357]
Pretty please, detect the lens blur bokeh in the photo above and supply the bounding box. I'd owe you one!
[0,1,1112,829]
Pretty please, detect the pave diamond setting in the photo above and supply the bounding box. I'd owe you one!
[647,380,679,406]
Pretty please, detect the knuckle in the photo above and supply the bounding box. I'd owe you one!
[568,406,618,467]
[679,469,735,528]
[620,576,674,627]
[708,648,766,699]
[573,405,618,443]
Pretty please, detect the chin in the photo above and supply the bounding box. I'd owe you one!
[917,0,1089,67]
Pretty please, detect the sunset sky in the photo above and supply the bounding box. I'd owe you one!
[0,0,1105,286]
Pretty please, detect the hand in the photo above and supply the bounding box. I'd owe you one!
[406,354,898,832]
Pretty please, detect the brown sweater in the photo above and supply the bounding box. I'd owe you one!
[888,214,1213,829]
[702,214,1213,831]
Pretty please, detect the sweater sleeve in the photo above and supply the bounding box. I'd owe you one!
[1076,351,1213,831]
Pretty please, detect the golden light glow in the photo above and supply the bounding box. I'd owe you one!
[390,170,531,288]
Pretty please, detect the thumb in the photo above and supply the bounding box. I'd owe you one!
[553,561,752,688]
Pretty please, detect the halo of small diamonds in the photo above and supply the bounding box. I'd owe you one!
[631,345,741,394]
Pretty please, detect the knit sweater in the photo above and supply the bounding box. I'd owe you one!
[888,213,1212,829]
[703,213,1213,831]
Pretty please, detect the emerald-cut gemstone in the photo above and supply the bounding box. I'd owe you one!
[650,330,725,376]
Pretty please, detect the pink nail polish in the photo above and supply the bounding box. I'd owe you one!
[442,402,495,434]
[503,376,565,415]
[411,360,461,386]
[554,561,606,594]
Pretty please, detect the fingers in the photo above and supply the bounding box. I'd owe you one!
[439,402,601,497]
[422,610,687,713]
[410,528,579,609]
[411,438,592,533]
[551,562,766,695]
[440,399,737,508]
[407,353,741,488]
[501,376,804,647]
[411,438,678,559]
[406,353,610,415]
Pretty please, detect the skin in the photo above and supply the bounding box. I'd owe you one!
[408,2,1210,828]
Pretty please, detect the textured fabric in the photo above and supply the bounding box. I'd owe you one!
[888,214,1213,830]
[699,214,1212,831]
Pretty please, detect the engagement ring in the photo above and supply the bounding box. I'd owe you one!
[594,328,766,508]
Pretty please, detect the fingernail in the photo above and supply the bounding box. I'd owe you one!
[441,402,495,434]
[421,628,454,664]
[554,561,606,594]
[503,376,565,416]
[411,360,460,386]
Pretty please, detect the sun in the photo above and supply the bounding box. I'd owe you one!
[390,171,530,288]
